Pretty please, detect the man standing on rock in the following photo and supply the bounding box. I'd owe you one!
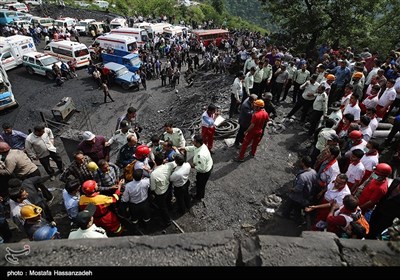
[201,104,220,153]
[179,134,213,202]
[234,99,269,162]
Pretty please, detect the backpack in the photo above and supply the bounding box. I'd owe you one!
[351,209,370,235]
[354,214,370,235]
[123,159,137,182]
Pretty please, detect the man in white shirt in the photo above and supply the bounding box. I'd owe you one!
[180,134,213,202]
[163,122,186,148]
[25,125,63,181]
[68,204,108,239]
[343,94,361,121]
[169,154,191,214]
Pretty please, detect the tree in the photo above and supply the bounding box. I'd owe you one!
[258,0,385,58]
[211,0,224,15]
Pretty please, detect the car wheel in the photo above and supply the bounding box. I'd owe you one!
[121,83,130,90]
[46,71,55,80]
[26,67,34,75]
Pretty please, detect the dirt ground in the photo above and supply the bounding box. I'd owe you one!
[2,5,313,242]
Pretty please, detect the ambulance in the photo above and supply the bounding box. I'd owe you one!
[0,35,36,71]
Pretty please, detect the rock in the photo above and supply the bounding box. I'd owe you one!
[262,194,282,208]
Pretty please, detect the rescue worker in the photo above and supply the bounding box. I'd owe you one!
[79,180,123,236]
[235,99,269,162]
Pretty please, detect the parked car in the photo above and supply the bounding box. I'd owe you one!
[103,62,140,90]
[75,18,96,35]
[93,0,109,9]
[22,52,63,80]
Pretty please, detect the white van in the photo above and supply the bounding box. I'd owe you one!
[4,2,29,13]
[43,40,90,67]
[94,33,137,52]
[54,17,77,30]
[0,35,36,71]
[31,16,55,28]
[24,0,42,6]
[109,27,148,48]
[93,0,108,9]
[109,17,127,29]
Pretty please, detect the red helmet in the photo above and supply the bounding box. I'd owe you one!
[82,180,97,196]
[0,142,10,153]
[348,130,362,139]
[374,163,392,177]
[134,145,150,159]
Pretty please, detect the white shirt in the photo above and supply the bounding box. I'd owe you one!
[361,153,379,172]
[324,182,351,207]
[343,103,361,121]
[68,224,108,239]
[301,81,320,101]
[361,125,373,142]
[377,86,396,107]
[169,162,191,187]
[319,161,340,186]
[362,95,378,110]
[25,127,56,159]
[345,140,368,158]
[346,161,365,184]
[232,77,243,101]
[121,177,150,204]
[369,117,379,134]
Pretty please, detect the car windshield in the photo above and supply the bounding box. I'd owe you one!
[41,56,59,66]
[129,57,141,66]
[116,67,128,76]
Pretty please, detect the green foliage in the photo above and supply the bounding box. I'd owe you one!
[210,0,224,15]
[258,0,400,59]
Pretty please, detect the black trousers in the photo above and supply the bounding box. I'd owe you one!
[129,198,151,223]
[234,124,250,145]
[386,117,400,144]
[195,167,213,200]
[229,93,240,118]
[39,151,63,176]
[154,191,171,225]
[174,180,191,213]
[308,110,324,136]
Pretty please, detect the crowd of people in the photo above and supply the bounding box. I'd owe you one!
[1,18,400,243]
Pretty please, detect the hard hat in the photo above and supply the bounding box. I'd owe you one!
[20,204,42,220]
[82,180,97,196]
[0,142,10,153]
[82,131,95,141]
[87,161,98,172]
[352,72,363,79]
[134,144,151,159]
[33,225,59,241]
[348,130,362,139]
[326,74,336,81]
[254,99,265,107]
[374,163,392,177]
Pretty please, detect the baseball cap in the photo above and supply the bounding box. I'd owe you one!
[75,203,96,227]
[82,131,95,141]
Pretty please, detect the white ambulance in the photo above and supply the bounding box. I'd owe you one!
[43,40,90,67]
[0,35,36,71]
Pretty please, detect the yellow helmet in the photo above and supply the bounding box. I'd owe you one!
[20,204,42,220]
[87,161,98,172]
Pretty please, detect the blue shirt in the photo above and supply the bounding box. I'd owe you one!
[331,66,351,87]
[62,189,79,220]
[1,130,27,150]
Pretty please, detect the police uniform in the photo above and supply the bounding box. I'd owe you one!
[68,224,108,239]
[163,128,186,148]
[108,129,137,152]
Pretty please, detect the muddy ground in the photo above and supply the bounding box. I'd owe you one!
[2,5,315,242]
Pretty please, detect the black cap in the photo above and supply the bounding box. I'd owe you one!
[75,203,96,227]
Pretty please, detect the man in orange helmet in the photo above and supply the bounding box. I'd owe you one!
[79,179,124,236]
[234,99,269,162]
